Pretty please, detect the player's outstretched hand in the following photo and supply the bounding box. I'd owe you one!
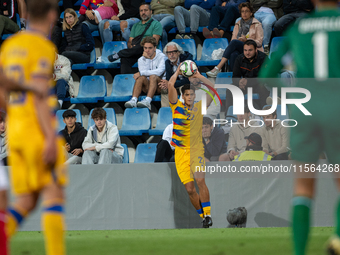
[44,137,57,166]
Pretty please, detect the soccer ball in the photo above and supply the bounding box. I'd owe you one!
[180,60,198,78]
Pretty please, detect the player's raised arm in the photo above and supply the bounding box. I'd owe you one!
[168,65,181,104]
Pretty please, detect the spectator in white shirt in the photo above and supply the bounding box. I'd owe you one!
[154,123,175,162]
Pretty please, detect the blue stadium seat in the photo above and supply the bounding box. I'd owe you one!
[119,108,151,136]
[134,143,157,163]
[87,108,117,129]
[72,49,96,70]
[172,39,197,60]
[263,105,289,121]
[56,109,82,132]
[104,74,135,102]
[269,37,285,58]
[94,41,127,69]
[226,106,237,122]
[215,72,233,101]
[1,14,21,41]
[121,144,129,163]
[70,75,107,104]
[149,107,172,136]
[196,38,229,66]
[138,95,161,102]
[74,0,82,6]
[58,0,63,6]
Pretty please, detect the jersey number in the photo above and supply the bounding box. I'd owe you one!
[312,32,328,80]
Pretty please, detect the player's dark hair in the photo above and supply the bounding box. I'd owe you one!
[263,105,277,118]
[27,0,58,22]
[141,36,157,47]
[203,116,213,126]
[239,2,254,17]
[140,2,151,10]
[91,108,107,120]
[244,40,257,50]
[181,84,195,94]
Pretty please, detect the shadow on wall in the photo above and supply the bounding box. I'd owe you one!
[254,212,290,227]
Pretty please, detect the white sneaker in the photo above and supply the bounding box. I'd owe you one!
[125,99,137,108]
[206,66,220,77]
[137,99,151,110]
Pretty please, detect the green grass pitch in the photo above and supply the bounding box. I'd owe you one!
[11,227,333,255]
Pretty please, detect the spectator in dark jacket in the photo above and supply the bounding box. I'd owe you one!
[274,0,313,36]
[59,110,88,164]
[202,116,228,162]
[0,0,19,37]
[158,41,193,107]
[60,8,95,65]
[225,39,269,112]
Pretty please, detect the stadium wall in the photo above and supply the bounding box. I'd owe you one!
[7,160,337,231]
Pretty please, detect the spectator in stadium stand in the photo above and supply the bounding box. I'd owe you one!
[223,105,261,161]
[274,0,313,36]
[107,2,163,74]
[202,0,246,39]
[53,54,75,108]
[124,36,166,110]
[154,123,175,162]
[60,8,95,65]
[0,0,19,37]
[150,0,183,48]
[248,0,284,54]
[84,0,119,25]
[82,108,124,164]
[16,0,27,29]
[59,110,88,164]
[0,111,7,166]
[225,39,269,113]
[233,132,272,161]
[173,0,215,40]
[158,41,193,107]
[202,116,229,162]
[260,106,289,160]
[99,0,142,43]
[79,0,104,29]
[206,2,263,76]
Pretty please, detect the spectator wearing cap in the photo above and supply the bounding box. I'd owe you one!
[82,108,124,164]
[233,133,272,161]
[0,111,7,165]
[261,106,289,160]
[58,110,88,164]
[202,116,228,162]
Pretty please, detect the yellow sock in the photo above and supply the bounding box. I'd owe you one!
[6,206,27,238]
[202,202,211,216]
[42,199,65,255]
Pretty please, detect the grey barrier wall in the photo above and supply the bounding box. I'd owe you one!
[6,160,338,231]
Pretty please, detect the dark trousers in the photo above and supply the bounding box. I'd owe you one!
[272,152,289,160]
[274,12,306,36]
[118,45,144,74]
[63,0,78,9]
[154,140,175,162]
[62,51,90,65]
[208,6,239,32]
[54,79,70,100]
[223,39,244,71]
[0,15,19,36]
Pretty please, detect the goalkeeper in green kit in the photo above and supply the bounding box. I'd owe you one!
[259,0,340,253]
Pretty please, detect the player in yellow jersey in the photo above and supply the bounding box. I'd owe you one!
[0,1,68,255]
[168,66,216,228]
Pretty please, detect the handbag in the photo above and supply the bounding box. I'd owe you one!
[131,19,154,47]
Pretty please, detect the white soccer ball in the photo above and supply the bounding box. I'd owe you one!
[180,60,198,78]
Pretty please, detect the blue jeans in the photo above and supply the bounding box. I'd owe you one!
[99,18,140,43]
[83,21,99,32]
[254,12,276,46]
[274,12,306,36]
[222,39,244,71]
[55,79,69,100]
[152,14,176,48]
[208,5,240,32]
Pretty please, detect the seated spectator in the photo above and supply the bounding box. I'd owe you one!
[158,41,193,107]
[0,0,19,37]
[99,0,141,43]
[16,0,27,29]
[274,0,313,36]
[207,2,263,76]
[53,54,75,108]
[174,0,215,40]
[224,105,261,161]
[233,132,272,161]
[124,36,166,110]
[154,123,175,162]
[80,0,104,31]
[84,0,119,25]
[249,0,283,54]
[261,106,289,160]
[202,116,228,162]
[59,110,87,164]
[107,2,163,74]
[225,39,269,112]
[202,0,246,39]
[60,8,95,65]
[82,108,124,164]
[0,110,7,166]
[150,0,181,48]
